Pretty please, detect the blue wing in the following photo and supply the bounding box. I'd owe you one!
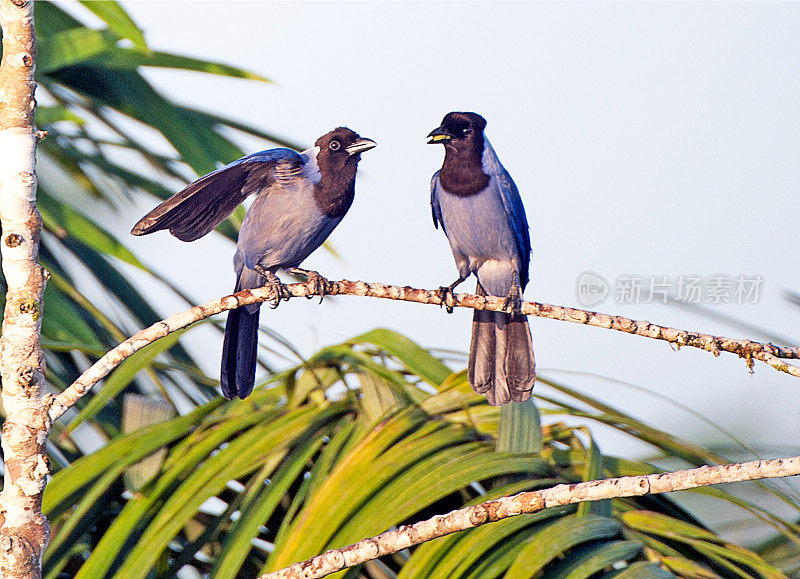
[430,171,447,235]
[132,148,304,241]
[226,147,303,169]
[482,147,531,289]
[496,169,531,289]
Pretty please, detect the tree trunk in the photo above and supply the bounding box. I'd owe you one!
[0,1,48,577]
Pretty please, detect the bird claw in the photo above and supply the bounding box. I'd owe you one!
[437,275,468,314]
[305,271,330,304]
[503,288,522,314]
[438,285,456,314]
[267,281,290,309]
[290,268,330,304]
[254,266,291,309]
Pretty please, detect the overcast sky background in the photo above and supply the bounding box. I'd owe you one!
[61,1,800,472]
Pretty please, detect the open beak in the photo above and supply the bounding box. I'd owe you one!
[427,126,452,144]
[346,138,377,156]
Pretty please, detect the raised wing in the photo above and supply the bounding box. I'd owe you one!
[430,170,446,235]
[131,148,305,242]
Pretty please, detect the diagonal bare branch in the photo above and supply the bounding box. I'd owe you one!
[48,278,800,421]
[259,456,800,579]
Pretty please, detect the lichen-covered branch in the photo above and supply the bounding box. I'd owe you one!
[260,456,800,579]
[50,278,800,421]
[0,1,49,576]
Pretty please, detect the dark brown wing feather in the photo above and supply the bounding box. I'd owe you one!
[131,160,283,242]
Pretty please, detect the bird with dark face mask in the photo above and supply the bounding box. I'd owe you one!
[132,128,376,399]
[428,112,534,405]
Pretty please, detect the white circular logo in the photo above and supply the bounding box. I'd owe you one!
[576,272,609,306]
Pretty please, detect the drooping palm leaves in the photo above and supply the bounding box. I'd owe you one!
[0,0,302,447]
[42,329,800,578]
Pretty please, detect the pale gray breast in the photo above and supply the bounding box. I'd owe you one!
[236,177,340,271]
[437,175,518,261]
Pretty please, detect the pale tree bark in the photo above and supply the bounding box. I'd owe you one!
[49,278,800,420]
[260,457,800,579]
[0,1,49,577]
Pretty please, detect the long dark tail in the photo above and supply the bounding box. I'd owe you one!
[220,278,261,399]
[468,287,535,406]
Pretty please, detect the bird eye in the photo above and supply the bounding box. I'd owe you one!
[329,140,341,151]
[462,128,472,136]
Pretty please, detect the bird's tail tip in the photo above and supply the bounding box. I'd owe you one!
[476,377,535,406]
[469,309,535,406]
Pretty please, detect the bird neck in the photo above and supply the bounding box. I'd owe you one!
[440,139,490,197]
[313,162,357,218]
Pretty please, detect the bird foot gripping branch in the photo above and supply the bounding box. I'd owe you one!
[288,268,331,303]
[502,285,524,314]
[436,284,458,314]
[254,266,291,309]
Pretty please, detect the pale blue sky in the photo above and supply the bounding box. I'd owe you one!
[65,2,800,473]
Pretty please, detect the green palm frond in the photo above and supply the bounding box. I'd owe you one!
[43,329,798,578]
[0,1,299,438]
